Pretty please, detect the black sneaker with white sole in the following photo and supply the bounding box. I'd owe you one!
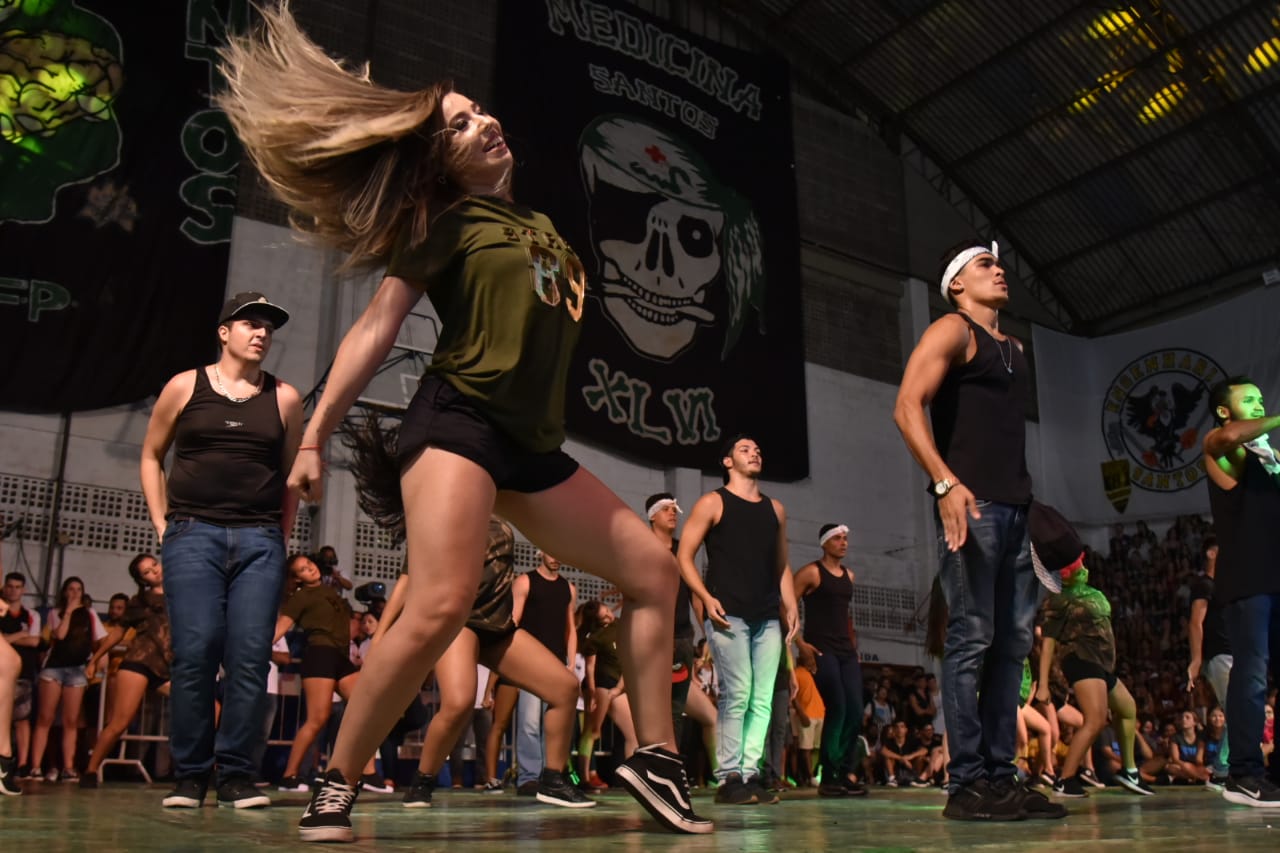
[1115,769,1154,796]
[615,744,714,834]
[1078,768,1106,788]
[1222,776,1280,808]
[0,753,20,796]
[162,776,208,808]
[536,768,597,808]
[942,779,1024,821]
[402,771,435,808]
[745,775,780,805]
[991,777,1068,819]
[299,769,359,843]
[1052,774,1088,798]
[217,777,272,809]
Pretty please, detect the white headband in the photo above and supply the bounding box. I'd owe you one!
[940,241,999,303]
[647,498,681,520]
[819,524,849,546]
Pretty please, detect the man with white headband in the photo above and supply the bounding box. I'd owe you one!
[645,493,717,759]
[893,242,1062,821]
[677,435,799,807]
[793,523,866,798]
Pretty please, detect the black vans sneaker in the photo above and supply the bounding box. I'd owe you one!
[402,771,435,808]
[942,778,1024,821]
[162,776,208,808]
[1223,776,1280,808]
[1052,774,1088,798]
[536,768,597,808]
[217,777,271,809]
[615,744,714,834]
[299,769,359,843]
[0,753,21,796]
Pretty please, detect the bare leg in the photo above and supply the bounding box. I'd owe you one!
[1106,680,1138,770]
[605,692,638,759]
[85,670,150,775]
[0,642,17,758]
[485,683,518,784]
[58,684,85,772]
[482,630,578,771]
[29,678,61,772]
[415,630,479,776]
[285,677,336,778]
[1059,679,1107,779]
[328,450,494,782]
[497,467,678,749]
[579,688,613,782]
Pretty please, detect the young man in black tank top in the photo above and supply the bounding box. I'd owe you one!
[894,243,1063,821]
[510,551,577,794]
[140,293,303,810]
[1203,376,1280,807]
[677,436,799,806]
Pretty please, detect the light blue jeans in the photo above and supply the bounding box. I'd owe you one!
[514,689,545,785]
[706,615,782,782]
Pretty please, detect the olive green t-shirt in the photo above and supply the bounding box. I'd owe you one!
[281,583,351,650]
[386,196,587,452]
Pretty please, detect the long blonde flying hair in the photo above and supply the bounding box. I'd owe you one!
[217,2,461,267]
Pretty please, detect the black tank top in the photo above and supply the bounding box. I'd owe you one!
[802,562,855,658]
[44,607,94,668]
[704,487,780,622]
[520,570,570,661]
[1208,451,1280,603]
[167,368,285,525]
[671,538,694,640]
[929,314,1032,504]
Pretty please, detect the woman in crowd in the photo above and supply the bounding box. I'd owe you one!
[577,600,637,787]
[81,554,172,787]
[30,577,106,782]
[218,4,707,839]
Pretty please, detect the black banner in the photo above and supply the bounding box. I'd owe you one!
[0,0,246,412]
[496,0,809,480]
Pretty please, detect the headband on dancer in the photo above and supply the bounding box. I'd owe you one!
[647,498,682,520]
[940,241,999,304]
[819,524,849,546]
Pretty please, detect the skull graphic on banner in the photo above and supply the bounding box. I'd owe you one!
[579,115,764,362]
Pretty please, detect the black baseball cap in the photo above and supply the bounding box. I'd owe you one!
[219,291,289,329]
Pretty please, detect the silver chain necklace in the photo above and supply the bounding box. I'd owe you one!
[213,364,262,403]
[961,311,1014,374]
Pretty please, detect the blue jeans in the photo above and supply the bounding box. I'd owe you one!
[514,689,545,785]
[162,518,285,784]
[706,615,781,781]
[813,652,863,780]
[936,501,1039,788]
[1223,593,1280,779]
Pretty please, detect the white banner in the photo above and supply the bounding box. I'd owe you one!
[1033,286,1280,524]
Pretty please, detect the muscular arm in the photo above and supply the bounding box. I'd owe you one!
[1187,598,1206,687]
[676,493,729,627]
[1203,414,1280,460]
[511,573,530,626]
[892,315,980,551]
[140,370,196,539]
[774,500,799,642]
[565,581,577,667]
[276,381,304,535]
[290,276,421,502]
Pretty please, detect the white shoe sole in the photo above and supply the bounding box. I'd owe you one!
[536,791,598,808]
[1115,777,1153,796]
[219,796,271,809]
[161,796,203,808]
[299,825,354,842]
[615,764,714,834]
[1222,789,1280,808]
[401,800,432,808]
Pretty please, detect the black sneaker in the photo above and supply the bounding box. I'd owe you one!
[536,768,597,808]
[817,780,849,797]
[359,773,393,794]
[745,775,780,804]
[1052,774,1088,798]
[218,776,271,809]
[992,777,1068,819]
[1222,776,1280,808]
[162,776,208,808]
[516,779,539,796]
[0,753,20,797]
[78,773,99,789]
[402,771,435,808]
[13,764,32,781]
[299,769,359,843]
[615,744,714,834]
[1078,767,1106,788]
[842,776,869,797]
[713,772,757,805]
[278,775,310,792]
[942,779,1024,821]
[481,778,505,794]
[1115,769,1154,796]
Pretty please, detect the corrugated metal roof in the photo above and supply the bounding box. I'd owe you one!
[724,0,1280,333]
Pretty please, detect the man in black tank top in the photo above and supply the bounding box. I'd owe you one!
[894,243,1061,822]
[646,493,702,743]
[140,292,303,810]
[677,435,799,807]
[1203,376,1280,807]
[510,551,577,792]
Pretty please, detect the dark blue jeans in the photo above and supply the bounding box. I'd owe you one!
[936,501,1039,789]
[813,651,863,780]
[162,518,285,784]
[1223,592,1280,779]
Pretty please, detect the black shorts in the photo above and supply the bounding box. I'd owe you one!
[118,661,168,692]
[1060,655,1117,692]
[596,672,620,691]
[301,645,358,681]
[397,375,579,493]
